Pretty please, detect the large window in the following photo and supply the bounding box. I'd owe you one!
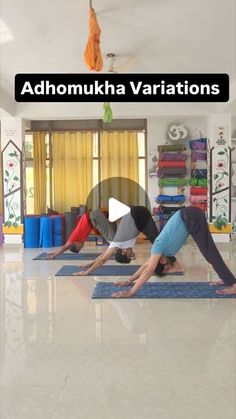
[25,121,147,214]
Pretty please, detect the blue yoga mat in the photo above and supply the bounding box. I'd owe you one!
[34,252,111,260]
[92,282,236,299]
[24,216,40,248]
[55,265,184,276]
[55,265,141,276]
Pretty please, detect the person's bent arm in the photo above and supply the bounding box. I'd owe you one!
[112,254,161,298]
[72,247,116,276]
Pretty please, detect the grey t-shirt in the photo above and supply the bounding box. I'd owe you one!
[89,210,117,242]
[109,212,140,245]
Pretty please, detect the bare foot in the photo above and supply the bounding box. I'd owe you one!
[216,283,236,295]
[209,279,224,286]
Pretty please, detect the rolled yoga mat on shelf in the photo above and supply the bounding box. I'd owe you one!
[155,195,185,204]
[191,169,207,179]
[190,187,208,195]
[64,212,77,241]
[55,265,184,276]
[191,152,207,161]
[190,178,207,187]
[158,144,186,152]
[40,216,53,248]
[24,216,41,248]
[158,178,187,187]
[92,282,236,299]
[158,160,186,168]
[157,167,187,178]
[159,152,187,161]
[190,195,208,204]
[189,138,207,151]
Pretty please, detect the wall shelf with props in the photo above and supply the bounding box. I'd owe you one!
[154,144,187,231]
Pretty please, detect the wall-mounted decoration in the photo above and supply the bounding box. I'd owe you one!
[167,123,188,141]
[214,126,229,147]
[2,141,23,235]
[209,146,231,231]
[1,118,24,243]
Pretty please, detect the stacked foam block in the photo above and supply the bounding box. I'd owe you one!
[24,215,65,248]
[189,138,208,212]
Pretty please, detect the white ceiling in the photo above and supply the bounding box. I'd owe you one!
[0,0,236,119]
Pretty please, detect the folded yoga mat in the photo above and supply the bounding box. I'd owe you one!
[158,178,187,187]
[159,152,187,161]
[190,178,207,187]
[190,187,208,195]
[192,160,207,170]
[157,167,187,178]
[191,169,207,179]
[190,195,207,204]
[191,152,207,161]
[189,138,207,151]
[24,216,41,248]
[158,160,186,168]
[155,194,185,204]
[92,282,236,299]
[34,252,112,260]
[55,265,184,276]
[158,144,186,152]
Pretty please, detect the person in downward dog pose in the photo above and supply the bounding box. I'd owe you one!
[111,206,236,298]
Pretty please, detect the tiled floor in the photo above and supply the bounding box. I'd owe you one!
[0,238,236,419]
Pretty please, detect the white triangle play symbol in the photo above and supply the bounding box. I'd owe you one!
[108,198,130,222]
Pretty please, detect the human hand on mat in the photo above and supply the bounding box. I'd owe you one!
[72,270,89,276]
[113,280,132,287]
[44,253,56,259]
[111,290,134,298]
[81,262,93,269]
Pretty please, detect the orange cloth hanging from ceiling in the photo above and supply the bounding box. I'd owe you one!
[84,7,103,71]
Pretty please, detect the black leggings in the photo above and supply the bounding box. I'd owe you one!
[131,206,159,243]
[180,207,236,286]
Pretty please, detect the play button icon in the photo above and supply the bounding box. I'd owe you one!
[86,177,151,243]
[108,198,130,222]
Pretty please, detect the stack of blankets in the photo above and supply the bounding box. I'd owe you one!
[189,138,208,211]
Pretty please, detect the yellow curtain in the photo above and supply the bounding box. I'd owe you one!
[100,131,139,206]
[52,132,93,212]
[33,132,47,214]
[0,150,2,215]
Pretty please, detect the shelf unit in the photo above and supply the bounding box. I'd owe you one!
[155,144,187,230]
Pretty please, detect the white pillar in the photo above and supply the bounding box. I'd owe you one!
[1,117,25,244]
